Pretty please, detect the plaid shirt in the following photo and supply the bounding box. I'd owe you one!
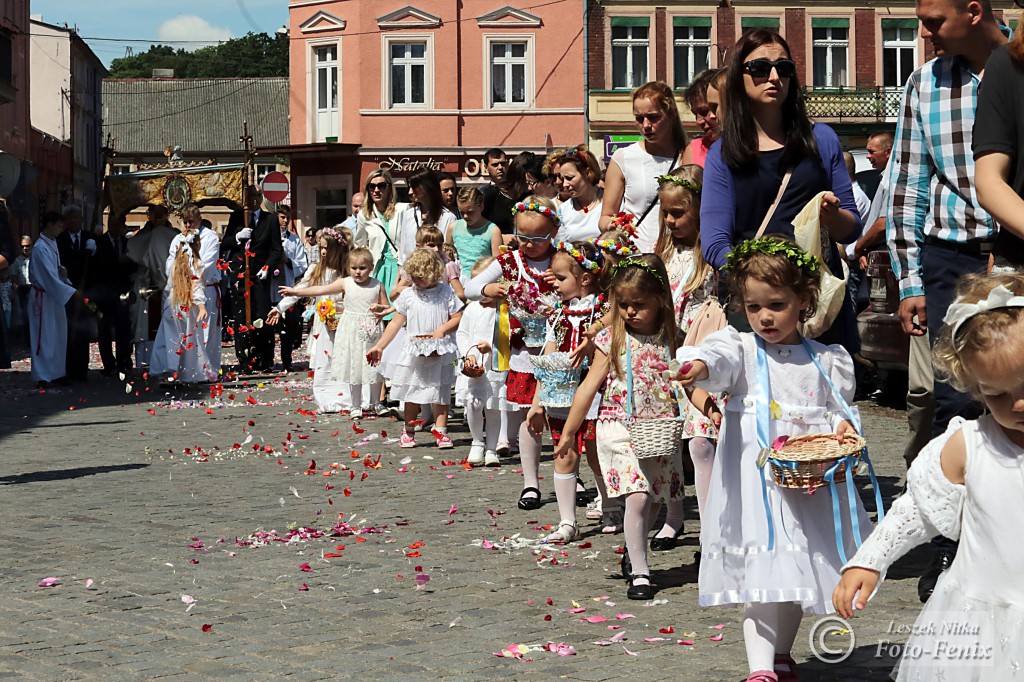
[886,55,998,299]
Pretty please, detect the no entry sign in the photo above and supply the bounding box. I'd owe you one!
[261,171,290,203]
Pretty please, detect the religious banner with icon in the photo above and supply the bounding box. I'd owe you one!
[106,162,245,216]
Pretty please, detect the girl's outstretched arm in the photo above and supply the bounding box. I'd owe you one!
[366,313,407,365]
[282,277,345,299]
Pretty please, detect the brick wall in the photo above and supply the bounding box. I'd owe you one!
[655,6,667,82]
[785,9,807,83]
[587,0,607,90]
[717,6,736,64]
[854,9,876,87]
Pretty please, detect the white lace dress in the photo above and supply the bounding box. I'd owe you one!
[679,327,873,614]
[276,268,343,412]
[390,283,463,405]
[331,277,382,385]
[846,415,1024,681]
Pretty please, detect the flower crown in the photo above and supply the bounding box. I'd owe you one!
[609,258,667,286]
[318,226,348,246]
[512,201,561,227]
[593,238,637,258]
[657,174,701,195]
[724,237,820,277]
[556,241,603,272]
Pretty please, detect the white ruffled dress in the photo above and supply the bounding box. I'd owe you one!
[847,415,1024,681]
[679,327,873,614]
[330,276,382,385]
[389,283,463,405]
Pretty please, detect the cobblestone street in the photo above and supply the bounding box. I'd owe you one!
[0,353,928,681]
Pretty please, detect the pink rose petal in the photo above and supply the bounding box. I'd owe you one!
[712,624,726,630]
[677,639,694,646]
[567,607,586,614]
[448,504,459,516]
[583,615,607,624]
[710,634,724,642]
[623,645,638,656]
[84,579,94,589]
[615,613,635,620]
[644,637,667,642]
[37,577,60,587]
[414,573,430,589]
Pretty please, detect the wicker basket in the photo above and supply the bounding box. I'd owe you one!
[628,417,685,459]
[460,356,486,378]
[324,317,339,332]
[768,433,867,489]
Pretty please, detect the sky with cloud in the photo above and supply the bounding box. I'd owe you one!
[31,0,288,67]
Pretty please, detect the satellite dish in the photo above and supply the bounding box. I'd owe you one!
[0,153,21,197]
[8,188,37,220]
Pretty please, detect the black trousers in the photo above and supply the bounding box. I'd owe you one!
[97,296,133,372]
[273,305,304,370]
[921,241,986,553]
[230,275,275,371]
[65,299,91,380]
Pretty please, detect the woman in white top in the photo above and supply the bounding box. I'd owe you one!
[554,145,604,243]
[396,169,457,263]
[355,170,407,307]
[601,81,687,253]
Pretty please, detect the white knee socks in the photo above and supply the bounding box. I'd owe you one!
[553,471,578,525]
[484,408,501,451]
[518,417,541,493]
[466,401,485,446]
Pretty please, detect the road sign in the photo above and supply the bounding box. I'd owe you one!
[261,171,290,203]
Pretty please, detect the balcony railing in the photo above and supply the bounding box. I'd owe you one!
[802,87,904,122]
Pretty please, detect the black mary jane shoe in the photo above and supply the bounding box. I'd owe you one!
[517,486,542,511]
[650,529,684,552]
[575,477,597,506]
[918,548,956,603]
[626,574,654,601]
[620,553,632,580]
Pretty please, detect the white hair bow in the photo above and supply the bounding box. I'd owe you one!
[944,284,1024,341]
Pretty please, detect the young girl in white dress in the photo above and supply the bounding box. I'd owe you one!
[456,257,508,467]
[368,248,463,448]
[272,227,350,412]
[835,273,1024,682]
[652,167,721,551]
[150,227,214,384]
[677,237,874,682]
[556,254,685,600]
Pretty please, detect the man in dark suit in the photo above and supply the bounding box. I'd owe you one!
[92,213,135,376]
[56,204,96,381]
[222,187,284,373]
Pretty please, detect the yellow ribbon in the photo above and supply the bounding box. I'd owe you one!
[494,298,511,371]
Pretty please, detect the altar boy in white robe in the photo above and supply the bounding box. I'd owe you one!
[29,211,77,386]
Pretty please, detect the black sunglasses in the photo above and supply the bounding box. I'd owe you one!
[743,58,797,79]
[368,181,390,191]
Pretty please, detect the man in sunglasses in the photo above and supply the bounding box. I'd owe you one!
[885,0,1009,603]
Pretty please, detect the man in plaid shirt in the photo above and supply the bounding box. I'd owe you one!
[885,0,1008,603]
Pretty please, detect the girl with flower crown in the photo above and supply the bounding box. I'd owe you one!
[556,254,686,600]
[527,240,608,543]
[273,226,351,413]
[676,237,873,682]
[466,195,559,510]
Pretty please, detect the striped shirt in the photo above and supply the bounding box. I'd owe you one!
[886,55,998,299]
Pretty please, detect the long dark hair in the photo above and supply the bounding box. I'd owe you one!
[721,29,817,171]
[407,169,444,225]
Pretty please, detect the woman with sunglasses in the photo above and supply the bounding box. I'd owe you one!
[356,170,408,316]
[601,81,687,253]
[701,29,861,354]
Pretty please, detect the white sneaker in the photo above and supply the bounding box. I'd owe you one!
[467,444,485,466]
[350,409,363,420]
[484,450,500,467]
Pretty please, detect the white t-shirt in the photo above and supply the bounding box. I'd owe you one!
[556,196,603,243]
[611,143,677,253]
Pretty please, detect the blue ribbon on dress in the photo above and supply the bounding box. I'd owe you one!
[754,336,887,563]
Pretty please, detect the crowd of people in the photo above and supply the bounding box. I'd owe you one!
[10,0,1024,677]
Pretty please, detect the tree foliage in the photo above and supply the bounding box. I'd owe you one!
[108,32,288,79]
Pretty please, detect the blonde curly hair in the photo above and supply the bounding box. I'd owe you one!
[403,248,445,287]
[933,273,1024,395]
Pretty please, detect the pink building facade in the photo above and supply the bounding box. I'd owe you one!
[268,1,586,232]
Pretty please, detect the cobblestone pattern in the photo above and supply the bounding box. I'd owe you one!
[0,352,927,681]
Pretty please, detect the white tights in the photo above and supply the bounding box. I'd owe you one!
[623,492,652,583]
[465,401,503,451]
[689,436,716,519]
[743,602,803,673]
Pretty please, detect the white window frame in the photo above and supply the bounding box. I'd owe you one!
[611,24,650,90]
[482,34,535,109]
[811,26,850,88]
[255,164,278,183]
[881,24,918,89]
[672,23,712,88]
[307,38,341,143]
[382,34,434,110]
[295,174,353,235]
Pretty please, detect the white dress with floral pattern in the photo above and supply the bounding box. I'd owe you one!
[593,330,684,502]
